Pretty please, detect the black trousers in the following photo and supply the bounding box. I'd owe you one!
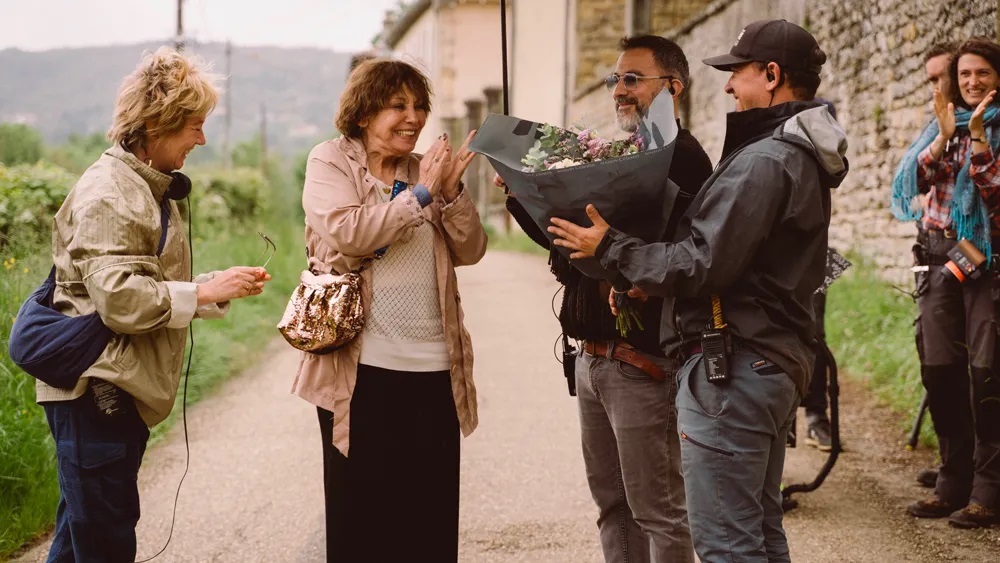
[802,291,829,417]
[317,364,460,563]
[917,233,1000,509]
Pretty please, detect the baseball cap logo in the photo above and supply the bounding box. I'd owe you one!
[734,28,745,46]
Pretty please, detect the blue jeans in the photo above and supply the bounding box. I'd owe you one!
[577,348,693,563]
[676,349,799,563]
[42,388,149,563]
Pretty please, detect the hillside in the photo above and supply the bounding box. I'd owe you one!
[0,41,354,155]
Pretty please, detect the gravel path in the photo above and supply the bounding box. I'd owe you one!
[14,251,1000,562]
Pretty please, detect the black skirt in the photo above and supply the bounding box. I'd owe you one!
[317,363,460,563]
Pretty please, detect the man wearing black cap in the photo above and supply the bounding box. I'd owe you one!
[550,19,848,561]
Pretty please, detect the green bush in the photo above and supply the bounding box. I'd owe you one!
[182,166,271,224]
[0,162,76,251]
[45,132,108,175]
[0,123,44,166]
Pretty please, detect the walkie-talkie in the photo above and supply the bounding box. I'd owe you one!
[702,294,732,384]
[701,328,731,384]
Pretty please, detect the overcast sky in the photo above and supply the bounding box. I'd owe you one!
[0,0,403,52]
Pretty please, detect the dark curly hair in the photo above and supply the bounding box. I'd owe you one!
[335,59,432,139]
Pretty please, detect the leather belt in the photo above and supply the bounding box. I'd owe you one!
[925,228,958,240]
[583,340,667,380]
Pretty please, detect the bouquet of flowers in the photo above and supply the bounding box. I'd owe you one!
[521,125,645,172]
[469,91,679,337]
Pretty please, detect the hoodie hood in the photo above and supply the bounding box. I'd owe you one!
[775,105,849,189]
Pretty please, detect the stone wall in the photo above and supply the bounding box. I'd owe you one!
[569,0,998,281]
[574,0,714,94]
[574,0,626,92]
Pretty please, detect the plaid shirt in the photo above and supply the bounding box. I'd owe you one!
[917,133,1000,232]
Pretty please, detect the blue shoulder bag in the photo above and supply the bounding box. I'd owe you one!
[8,201,171,389]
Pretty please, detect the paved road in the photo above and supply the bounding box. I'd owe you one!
[15,251,1000,562]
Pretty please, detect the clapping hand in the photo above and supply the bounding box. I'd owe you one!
[441,130,479,202]
[969,89,997,146]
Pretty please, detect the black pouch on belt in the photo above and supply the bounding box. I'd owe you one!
[912,242,930,299]
[90,379,132,419]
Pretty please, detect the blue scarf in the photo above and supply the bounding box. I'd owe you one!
[890,106,1000,256]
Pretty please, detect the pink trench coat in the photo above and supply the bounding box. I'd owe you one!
[292,135,488,456]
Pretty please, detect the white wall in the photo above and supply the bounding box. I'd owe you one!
[511,0,569,126]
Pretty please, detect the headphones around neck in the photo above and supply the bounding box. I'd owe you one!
[165,171,192,200]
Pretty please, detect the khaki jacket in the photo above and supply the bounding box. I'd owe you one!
[35,145,229,426]
[292,136,488,456]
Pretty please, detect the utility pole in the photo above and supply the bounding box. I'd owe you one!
[175,0,184,51]
[259,102,268,174]
[223,40,232,169]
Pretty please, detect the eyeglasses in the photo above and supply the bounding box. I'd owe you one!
[253,231,276,269]
[604,73,676,91]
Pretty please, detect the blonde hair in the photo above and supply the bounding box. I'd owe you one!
[108,47,222,147]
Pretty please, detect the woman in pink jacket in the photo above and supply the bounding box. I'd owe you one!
[293,58,487,562]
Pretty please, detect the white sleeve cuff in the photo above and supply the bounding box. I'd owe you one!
[165,281,198,329]
[191,271,231,320]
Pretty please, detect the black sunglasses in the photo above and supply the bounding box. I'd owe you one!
[605,72,676,91]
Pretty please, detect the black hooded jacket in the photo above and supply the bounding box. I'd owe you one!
[595,101,849,393]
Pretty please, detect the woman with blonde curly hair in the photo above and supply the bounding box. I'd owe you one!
[36,47,270,562]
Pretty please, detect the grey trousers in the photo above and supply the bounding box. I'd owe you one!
[576,348,693,563]
[676,348,800,563]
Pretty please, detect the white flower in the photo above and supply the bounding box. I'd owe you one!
[548,158,582,170]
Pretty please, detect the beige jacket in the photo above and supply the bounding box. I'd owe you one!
[35,145,228,426]
[292,136,488,456]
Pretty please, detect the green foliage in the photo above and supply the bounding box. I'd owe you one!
[181,166,271,225]
[45,132,108,174]
[825,255,933,446]
[0,162,76,251]
[230,134,264,169]
[486,228,549,257]
[0,123,44,166]
[0,248,60,559]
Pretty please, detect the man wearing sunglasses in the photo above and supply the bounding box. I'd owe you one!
[504,35,712,563]
[549,20,848,562]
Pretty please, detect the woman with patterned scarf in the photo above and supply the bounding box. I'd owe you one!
[892,36,1000,529]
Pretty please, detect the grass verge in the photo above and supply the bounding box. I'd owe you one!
[485,226,549,257]
[812,256,931,447]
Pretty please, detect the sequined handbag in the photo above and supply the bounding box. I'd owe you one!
[277,269,365,354]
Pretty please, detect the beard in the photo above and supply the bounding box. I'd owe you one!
[615,95,646,132]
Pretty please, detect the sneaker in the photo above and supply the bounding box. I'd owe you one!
[948,502,998,529]
[916,468,938,489]
[908,497,959,519]
[804,417,832,451]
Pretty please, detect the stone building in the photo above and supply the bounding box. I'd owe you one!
[568,0,998,280]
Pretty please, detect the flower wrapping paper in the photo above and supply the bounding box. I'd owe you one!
[469,91,680,280]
